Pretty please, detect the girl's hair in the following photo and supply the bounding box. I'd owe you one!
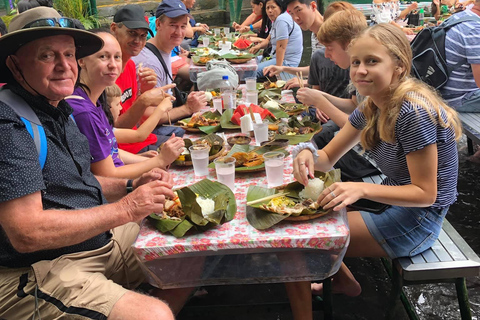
[317,9,367,48]
[76,28,117,126]
[103,84,121,126]
[323,1,356,20]
[105,84,122,99]
[259,0,273,38]
[349,24,462,150]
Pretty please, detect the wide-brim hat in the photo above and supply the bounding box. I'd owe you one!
[0,7,104,82]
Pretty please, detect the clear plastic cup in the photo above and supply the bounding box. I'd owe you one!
[253,119,269,146]
[189,143,210,176]
[246,90,258,106]
[223,27,230,35]
[214,28,221,36]
[263,151,285,188]
[245,77,257,91]
[212,97,223,114]
[221,90,235,109]
[203,36,210,47]
[214,156,236,191]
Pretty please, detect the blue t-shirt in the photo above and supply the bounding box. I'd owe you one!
[441,10,480,108]
[349,99,458,208]
[270,12,303,67]
[67,87,124,168]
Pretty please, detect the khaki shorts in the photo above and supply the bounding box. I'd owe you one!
[0,223,145,319]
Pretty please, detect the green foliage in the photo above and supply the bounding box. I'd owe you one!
[53,0,104,29]
[1,14,15,28]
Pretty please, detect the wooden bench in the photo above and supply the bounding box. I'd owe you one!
[361,174,480,320]
[458,112,480,155]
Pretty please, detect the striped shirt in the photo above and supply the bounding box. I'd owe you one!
[349,100,458,208]
[441,10,480,108]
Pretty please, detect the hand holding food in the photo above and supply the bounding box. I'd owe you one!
[293,149,315,186]
[296,87,325,107]
[158,134,186,167]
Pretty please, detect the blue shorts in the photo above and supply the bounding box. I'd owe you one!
[361,206,448,259]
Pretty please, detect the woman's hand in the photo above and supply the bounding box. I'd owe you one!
[293,149,315,186]
[157,134,186,168]
[296,87,325,107]
[138,150,158,158]
[315,109,330,123]
[249,44,260,54]
[317,182,366,211]
[263,65,284,77]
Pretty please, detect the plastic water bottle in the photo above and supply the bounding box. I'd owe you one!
[219,75,236,109]
[419,8,424,26]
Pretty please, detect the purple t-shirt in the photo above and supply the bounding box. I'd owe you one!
[67,87,124,167]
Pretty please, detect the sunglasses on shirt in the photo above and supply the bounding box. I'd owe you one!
[22,17,76,29]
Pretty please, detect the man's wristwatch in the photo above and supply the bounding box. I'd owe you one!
[126,179,134,194]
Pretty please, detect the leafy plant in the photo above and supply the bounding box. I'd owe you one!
[53,0,104,29]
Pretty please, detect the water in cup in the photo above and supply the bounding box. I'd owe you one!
[223,27,230,35]
[214,28,221,36]
[214,157,236,191]
[189,144,210,176]
[203,36,210,47]
[213,97,223,114]
[263,151,285,188]
[245,77,257,91]
[253,120,269,146]
[246,90,258,106]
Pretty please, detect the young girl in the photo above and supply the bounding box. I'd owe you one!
[292,23,462,298]
[68,31,185,179]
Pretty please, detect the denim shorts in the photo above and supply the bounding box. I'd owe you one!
[361,206,449,259]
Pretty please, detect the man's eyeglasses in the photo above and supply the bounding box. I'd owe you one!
[22,18,76,29]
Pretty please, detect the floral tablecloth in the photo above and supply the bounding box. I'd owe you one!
[133,98,349,262]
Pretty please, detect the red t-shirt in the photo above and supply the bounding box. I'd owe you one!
[116,59,157,154]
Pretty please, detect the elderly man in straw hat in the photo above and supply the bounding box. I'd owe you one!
[0,7,176,320]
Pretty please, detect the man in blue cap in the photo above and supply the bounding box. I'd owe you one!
[132,0,207,129]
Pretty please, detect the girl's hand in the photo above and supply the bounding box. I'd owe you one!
[232,22,240,30]
[138,150,158,158]
[317,182,366,211]
[158,134,186,168]
[296,87,324,107]
[158,97,173,114]
[293,149,315,186]
[315,109,330,123]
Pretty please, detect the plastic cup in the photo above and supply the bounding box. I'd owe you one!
[253,119,269,146]
[263,151,285,188]
[221,90,235,109]
[189,143,210,176]
[214,28,221,36]
[245,77,257,91]
[203,36,210,47]
[223,27,230,35]
[246,90,258,106]
[212,97,223,114]
[214,156,236,191]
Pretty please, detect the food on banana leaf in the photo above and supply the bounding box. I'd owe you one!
[196,196,215,217]
[276,123,315,135]
[262,80,286,90]
[174,134,224,164]
[261,195,320,215]
[187,113,220,128]
[264,100,280,109]
[160,192,185,220]
[231,151,264,167]
[298,178,325,200]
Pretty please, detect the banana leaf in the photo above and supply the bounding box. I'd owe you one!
[219,53,255,60]
[274,116,323,145]
[174,133,224,164]
[280,103,309,115]
[148,179,236,237]
[258,88,282,102]
[246,169,341,230]
[209,144,289,172]
[178,111,221,134]
[220,108,240,129]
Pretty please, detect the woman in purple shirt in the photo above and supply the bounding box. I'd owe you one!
[67,31,184,179]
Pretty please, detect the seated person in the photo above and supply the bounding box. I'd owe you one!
[371,0,418,35]
[67,31,184,179]
[232,0,264,33]
[0,7,179,319]
[249,0,303,80]
[432,0,474,20]
[181,0,209,49]
[171,45,194,91]
[439,1,480,112]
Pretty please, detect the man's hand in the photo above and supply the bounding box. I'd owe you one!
[263,65,284,77]
[138,67,157,93]
[186,91,207,114]
[195,23,210,34]
[122,180,175,221]
[157,134,186,168]
[140,86,175,108]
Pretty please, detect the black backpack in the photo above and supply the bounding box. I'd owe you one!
[410,14,480,90]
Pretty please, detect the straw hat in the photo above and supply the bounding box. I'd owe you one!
[0,7,103,82]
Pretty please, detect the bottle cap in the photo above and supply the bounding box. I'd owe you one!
[222,75,228,80]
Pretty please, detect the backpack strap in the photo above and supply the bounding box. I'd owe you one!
[144,42,175,83]
[0,88,47,169]
[441,13,480,30]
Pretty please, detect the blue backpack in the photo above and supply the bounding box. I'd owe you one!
[0,88,75,169]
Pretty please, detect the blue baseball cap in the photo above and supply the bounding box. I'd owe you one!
[155,0,192,19]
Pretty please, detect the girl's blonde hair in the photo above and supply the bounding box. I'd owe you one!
[349,24,462,150]
[317,9,367,48]
[104,84,122,100]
